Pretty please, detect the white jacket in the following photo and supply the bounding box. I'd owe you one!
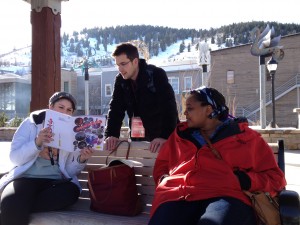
[0,110,86,192]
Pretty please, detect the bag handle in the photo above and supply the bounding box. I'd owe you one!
[200,130,222,160]
[105,140,131,165]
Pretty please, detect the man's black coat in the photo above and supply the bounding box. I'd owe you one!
[105,59,179,141]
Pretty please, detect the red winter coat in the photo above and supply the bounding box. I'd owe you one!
[150,120,286,216]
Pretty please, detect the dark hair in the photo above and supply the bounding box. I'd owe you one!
[49,92,76,110]
[189,87,229,121]
[112,43,139,61]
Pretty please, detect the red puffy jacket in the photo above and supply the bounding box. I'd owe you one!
[151,120,286,216]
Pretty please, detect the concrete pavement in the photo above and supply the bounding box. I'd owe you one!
[285,149,300,193]
[0,141,14,174]
[0,141,300,194]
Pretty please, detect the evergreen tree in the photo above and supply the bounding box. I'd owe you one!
[96,41,100,51]
[69,43,75,52]
[160,40,166,52]
[179,40,185,53]
[56,22,300,64]
[75,43,83,57]
[102,37,108,52]
[69,37,74,42]
[62,32,69,46]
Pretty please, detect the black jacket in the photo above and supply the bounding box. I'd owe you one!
[105,59,179,141]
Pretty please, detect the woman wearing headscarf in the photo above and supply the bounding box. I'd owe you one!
[149,87,286,225]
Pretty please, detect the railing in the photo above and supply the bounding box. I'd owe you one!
[238,74,300,122]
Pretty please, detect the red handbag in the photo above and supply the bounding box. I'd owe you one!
[87,140,142,216]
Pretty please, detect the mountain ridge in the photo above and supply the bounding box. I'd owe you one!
[1,21,300,72]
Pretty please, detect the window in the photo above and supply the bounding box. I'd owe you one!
[168,77,179,94]
[105,84,112,96]
[63,82,69,93]
[184,76,192,90]
[0,83,15,110]
[227,70,234,84]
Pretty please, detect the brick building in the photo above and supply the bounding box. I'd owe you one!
[210,33,300,127]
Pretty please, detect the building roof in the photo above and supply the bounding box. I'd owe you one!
[0,73,30,83]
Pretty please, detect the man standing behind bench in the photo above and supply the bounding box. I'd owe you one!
[105,43,179,153]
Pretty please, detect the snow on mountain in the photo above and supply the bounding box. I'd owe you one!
[1,37,219,74]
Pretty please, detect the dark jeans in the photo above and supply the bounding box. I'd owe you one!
[148,197,256,225]
[0,177,80,225]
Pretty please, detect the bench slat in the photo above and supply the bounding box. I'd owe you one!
[30,210,150,225]
[27,141,282,225]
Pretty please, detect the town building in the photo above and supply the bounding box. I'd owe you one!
[1,33,299,128]
[210,33,300,127]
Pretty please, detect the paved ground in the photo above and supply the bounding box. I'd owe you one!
[0,142,14,174]
[285,149,300,193]
[0,141,300,194]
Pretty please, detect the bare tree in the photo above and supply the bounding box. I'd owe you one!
[129,40,150,62]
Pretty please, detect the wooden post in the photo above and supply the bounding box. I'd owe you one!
[29,0,62,112]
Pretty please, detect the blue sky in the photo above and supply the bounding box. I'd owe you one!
[0,0,299,53]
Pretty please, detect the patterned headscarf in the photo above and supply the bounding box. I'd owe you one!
[190,86,229,120]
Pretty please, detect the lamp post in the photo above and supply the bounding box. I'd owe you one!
[250,24,284,129]
[75,47,97,115]
[83,59,89,115]
[198,42,210,86]
[202,64,208,86]
[259,55,267,129]
[266,57,278,128]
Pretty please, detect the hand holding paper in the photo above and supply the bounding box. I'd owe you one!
[44,109,106,152]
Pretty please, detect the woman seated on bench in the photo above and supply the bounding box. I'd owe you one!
[0,92,94,225]
[149,87,286,225]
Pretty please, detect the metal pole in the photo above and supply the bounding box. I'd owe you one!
[271,73,276,128]
[84,63,89,115]
[259,56,266,129]
[202,65,208,86]
[100,72,103,114]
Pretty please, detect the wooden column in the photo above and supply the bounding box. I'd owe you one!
[30,2,62,112]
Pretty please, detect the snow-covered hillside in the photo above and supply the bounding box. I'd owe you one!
[0,37,220,73]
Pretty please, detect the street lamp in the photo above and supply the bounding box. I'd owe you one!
[83,59,89,115]
[75,47,97,115]
[250,24,284,129]
[266,57,278,128]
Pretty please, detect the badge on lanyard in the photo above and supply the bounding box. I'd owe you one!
[131,117,145,138]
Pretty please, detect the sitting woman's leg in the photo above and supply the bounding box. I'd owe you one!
[31,179,80,212]
[197,197,256,225]
[0,178,80,225]
[149,197,256,225]
[1,178,44,225]
[149,200,203,225]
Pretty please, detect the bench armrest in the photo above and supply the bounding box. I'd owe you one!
[279,190,300,225]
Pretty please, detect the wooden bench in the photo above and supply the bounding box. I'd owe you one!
[0,140,298,225]
[28,141,157,225]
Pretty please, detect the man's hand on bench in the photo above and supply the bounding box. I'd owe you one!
[149,138,166,153]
